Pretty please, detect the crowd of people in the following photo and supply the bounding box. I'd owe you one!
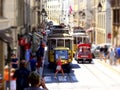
[4,41,48,90]
[99,45,120,65]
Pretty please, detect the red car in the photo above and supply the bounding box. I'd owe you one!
[75,43,92,63]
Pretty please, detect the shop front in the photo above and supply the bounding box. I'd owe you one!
[0,18,12,90]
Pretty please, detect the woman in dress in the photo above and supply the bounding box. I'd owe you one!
[54,56,64,78]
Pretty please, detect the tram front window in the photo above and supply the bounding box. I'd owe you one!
[83,37,89,43]
[78,37,82,43]
[55,50,68,60]
[51,40,56,49]
[74,37,77,44]
[57,39,64,46]
[65,39,70,49]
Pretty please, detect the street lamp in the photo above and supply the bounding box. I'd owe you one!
[41,8,47,36]
[97,2,102,12]
[41,8,47,23]
[82,12,86,19]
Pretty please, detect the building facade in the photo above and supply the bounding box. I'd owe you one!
[46,0,74,26]
[0,0,13,89]
[96,0,111,44]
[111,0,120,46]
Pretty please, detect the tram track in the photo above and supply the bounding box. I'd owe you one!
[97,60,120,75]
[83,62,120,87]
[82,64,108,88]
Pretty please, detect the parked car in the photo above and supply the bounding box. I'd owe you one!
[91,44,101,58]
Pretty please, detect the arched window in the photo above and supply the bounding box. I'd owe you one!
[0,0,3,16]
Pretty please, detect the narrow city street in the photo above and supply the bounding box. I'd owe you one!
[1,0,120,90]
[43,59,120,90]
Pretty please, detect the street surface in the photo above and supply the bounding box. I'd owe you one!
[43,59,120,90]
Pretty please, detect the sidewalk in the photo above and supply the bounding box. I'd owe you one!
[97,59,120,75]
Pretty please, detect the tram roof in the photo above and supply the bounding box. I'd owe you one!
[52,27,70,30]
[72,32,88,37]
[47,36,73,40]
[48,33,73,39]
[50,25,70,30]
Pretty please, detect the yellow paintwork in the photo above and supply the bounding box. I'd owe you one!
[49,47,73,65]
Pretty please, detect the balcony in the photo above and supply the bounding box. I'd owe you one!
[0,17,10,30]
[0,17,12,42]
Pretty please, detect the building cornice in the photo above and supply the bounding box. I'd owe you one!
[0,18,10,30]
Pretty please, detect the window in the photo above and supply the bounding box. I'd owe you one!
[50,39,56,50]
[65,39,70,49]
[0,0,3,16]
[116,9,119,24]
[113,9,120,24]
[113,9,117,24]
[57,39,64,46]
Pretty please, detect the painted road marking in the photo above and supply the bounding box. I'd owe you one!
[58,76,67,81]
[44,76,52,82]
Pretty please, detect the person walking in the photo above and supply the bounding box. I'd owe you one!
[54,56,64,78]
[10,68,16,90]
[13,60,30,90]
[11,54,19,69]
[29,55,37,71]
[103,45,108,63]
[114,45,118,65]
[99,46,104,60]
[108,47,114,65]
[4,65,9,90]
[116,45,120,64]
[36,42,45,73]
[24,71,48,90]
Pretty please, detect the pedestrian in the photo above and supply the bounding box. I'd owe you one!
[24,71,48,90]
[116,45,120,64]
[13,60,30,90]
[29,55,37,71]
[4,65,9,90]
[114,45,118,65]
[103,45,108,63]
[108,47,114,65]
[54,56,64,78]
[99,46,104,60]
[11,54,19,69]
[10,68,16,90]
[36,42,45,73]
[24,42,31,71]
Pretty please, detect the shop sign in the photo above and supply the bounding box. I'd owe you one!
[107,33,111,39]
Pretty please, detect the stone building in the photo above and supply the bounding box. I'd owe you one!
[111,0,120,46]
[96,0,111,44]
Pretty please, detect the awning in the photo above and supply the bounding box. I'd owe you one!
[0,29,13,43]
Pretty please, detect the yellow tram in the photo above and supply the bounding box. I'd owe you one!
[47,25,73,72]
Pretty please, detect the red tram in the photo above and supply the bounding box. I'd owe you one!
[75,43,92,63]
